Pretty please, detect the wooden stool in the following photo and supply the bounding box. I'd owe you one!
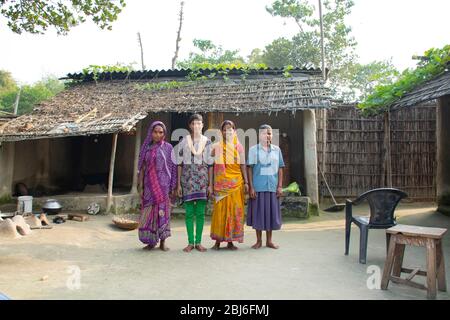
[381,225,447,299]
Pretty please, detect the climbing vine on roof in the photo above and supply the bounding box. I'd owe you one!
[136,63,272,92]
[184,62,269,81]
[81,63,134,82]
[358,45,450,116]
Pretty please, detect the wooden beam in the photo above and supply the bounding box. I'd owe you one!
[383,111,392,187]
[303,110,320,205]
[405,268,421,281]
[107,133,119,213]
[13,86,21,115]
[390,276,427,290]
[207,112,224,130]
[401,267,427,277]
[131,122,142,194]
[322,109,327,196]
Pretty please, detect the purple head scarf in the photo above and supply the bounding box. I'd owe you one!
[138,121,167,173]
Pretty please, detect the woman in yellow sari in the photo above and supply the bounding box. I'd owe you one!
[210,120,249,250]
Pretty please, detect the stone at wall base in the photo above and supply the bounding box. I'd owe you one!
[437,205,450,217]
[280,196,311,219]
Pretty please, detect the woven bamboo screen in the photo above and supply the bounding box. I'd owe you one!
[316,102,436,200]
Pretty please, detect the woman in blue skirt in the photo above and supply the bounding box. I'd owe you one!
[247,124,285,249]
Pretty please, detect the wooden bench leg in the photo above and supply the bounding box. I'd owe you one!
[436,240,447,292]
[426,239,437,299]
[392,244,405,277]
[381,235,397,290]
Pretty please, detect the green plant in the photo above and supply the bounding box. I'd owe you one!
[136,81,191,91]
[283,65,294,78]
[308,202,320,217]
[359,45,450,116]
[1,0,126,35]
[81,63,135,83]
[184,62,268,82]
[0,74,65,114]
[0,195,13,206]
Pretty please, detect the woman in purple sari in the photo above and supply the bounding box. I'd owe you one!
[137,121,177,251]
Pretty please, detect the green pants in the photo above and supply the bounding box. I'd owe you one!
[184,200,206,245]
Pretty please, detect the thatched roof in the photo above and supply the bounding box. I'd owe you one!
[0,68,330,142]
[390,70,450,110]
[0,112,16,125]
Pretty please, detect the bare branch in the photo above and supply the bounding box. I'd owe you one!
[171,1,185,69]
[137,32,145,70]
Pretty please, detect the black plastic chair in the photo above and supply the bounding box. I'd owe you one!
[345,188,408,264]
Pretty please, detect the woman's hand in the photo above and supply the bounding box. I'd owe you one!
[276,186,283,198]
[249,186,257,199]
[244,183,249,194]
[177,185,183,198]
[207,185,213,199]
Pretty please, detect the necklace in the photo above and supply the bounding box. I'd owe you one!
[186,134,207,156]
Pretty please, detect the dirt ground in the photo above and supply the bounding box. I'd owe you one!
[0,202,449,300]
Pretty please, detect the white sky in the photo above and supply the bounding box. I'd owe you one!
[0,0,449,84]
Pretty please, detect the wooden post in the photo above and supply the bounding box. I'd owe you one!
[383,111,392,188]
[303,110,320,205]
[207,112,224,130]
[35,139,50,187]
[0,142,16,198]
[437,95,450,206]
[107,133,119,213]
[322,109,327,187]
[13,86,21,115]
[131,122,142,194]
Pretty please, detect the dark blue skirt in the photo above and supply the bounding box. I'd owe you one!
[247,192,282,231]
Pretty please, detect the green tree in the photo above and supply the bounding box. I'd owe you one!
[259,0,400,101]
[263,0,360,99]
[338,60,399,102]
[258,38,295,68]
[247,48,265,65]
[0,70,17,94]
[359,45,450,115]
[0,75,64,114]
[177,39,245,69]
[266,0,357,71]
[1,0,126,35]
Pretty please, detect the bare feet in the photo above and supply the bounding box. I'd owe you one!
[211,242,221,250]
[227,242,238,251]
[183,244,195,253]
[39,214,50,226]
[143,245,155,250]
[266,242,279,249]
[159,241,170,251]
[195,244,207,252]
[252,241,263,249]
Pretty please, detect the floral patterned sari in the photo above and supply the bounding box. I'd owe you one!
[210,134,245,243]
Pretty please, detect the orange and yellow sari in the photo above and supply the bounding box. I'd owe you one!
[210,135,245,243]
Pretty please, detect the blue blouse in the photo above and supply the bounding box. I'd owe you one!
[247,144,285,193]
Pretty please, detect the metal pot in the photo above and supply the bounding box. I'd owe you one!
[42,199,62,215]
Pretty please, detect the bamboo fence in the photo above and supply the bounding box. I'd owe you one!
[316,102,436,200]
